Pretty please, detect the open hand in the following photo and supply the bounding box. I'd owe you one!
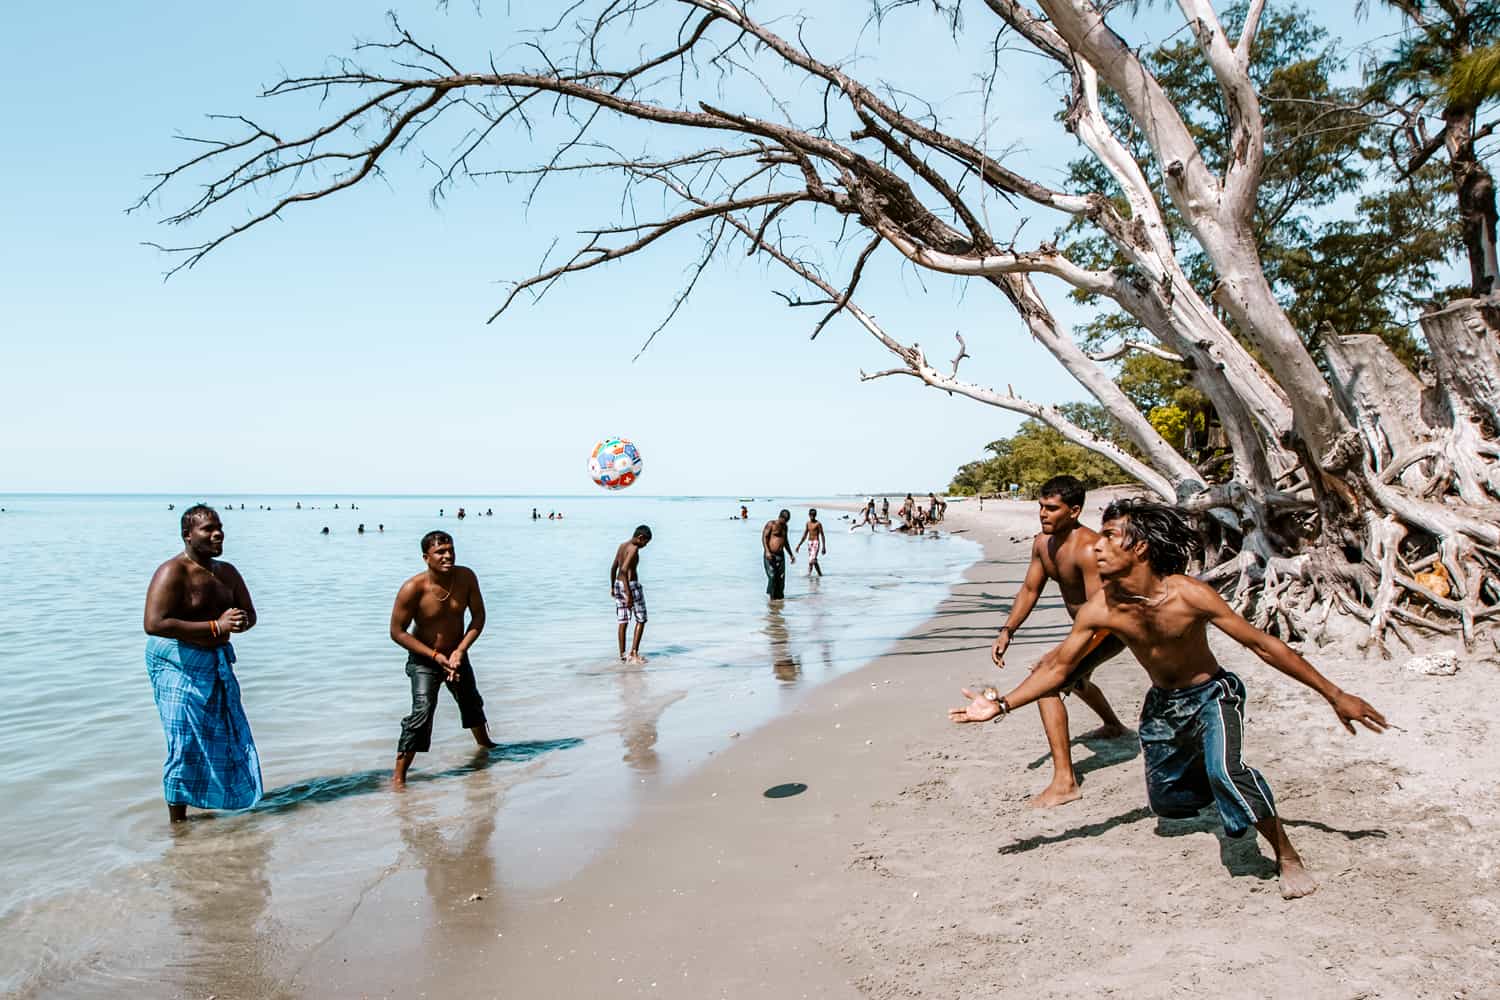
[1332,692,1387,734]
[948,687,1002,724]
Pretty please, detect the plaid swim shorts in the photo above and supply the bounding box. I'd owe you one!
[613,580,647,623]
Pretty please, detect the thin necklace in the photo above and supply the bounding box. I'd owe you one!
[430,574,452,602]
[1120,585,1170,607]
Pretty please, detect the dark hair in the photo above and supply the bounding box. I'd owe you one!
[421,530,454,554]
[1038,475,1086,509]
[1101,498,1197,576]
[634,524,653,541]
[180,504,217,537]
[809,508,818,517]
[779,508,791,520]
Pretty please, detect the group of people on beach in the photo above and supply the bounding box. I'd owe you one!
[947,476,1387,899]
[144,483,1387,901]
[143,506,664,816]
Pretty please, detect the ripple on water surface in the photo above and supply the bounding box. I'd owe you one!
[0,494,977,995]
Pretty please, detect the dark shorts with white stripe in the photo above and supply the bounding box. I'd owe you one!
[1139,669,1276,838]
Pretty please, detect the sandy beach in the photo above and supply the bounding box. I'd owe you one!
[287,496,1500,999]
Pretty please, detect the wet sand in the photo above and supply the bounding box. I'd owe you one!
[289,497,1498,997]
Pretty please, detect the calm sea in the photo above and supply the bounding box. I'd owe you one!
[0,493,976,997]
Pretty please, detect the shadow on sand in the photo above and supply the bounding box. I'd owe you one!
[250,738,584,816]
[997,802,1388,884]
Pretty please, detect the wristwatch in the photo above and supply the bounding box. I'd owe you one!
[982,688,1011,720]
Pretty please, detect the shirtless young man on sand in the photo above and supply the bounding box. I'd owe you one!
[988,476,1130,807]
[763,510,796,600]
[953,498,1386,899]
[795,509,827,577]
[391,530,496,788]
[611,525,652,663]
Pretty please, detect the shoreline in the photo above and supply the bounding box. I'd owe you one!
[291,498,1046,997]
[295,495,1500,999]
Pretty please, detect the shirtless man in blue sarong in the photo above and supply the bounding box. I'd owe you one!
[144,504,261,823]
[391,530,497,788]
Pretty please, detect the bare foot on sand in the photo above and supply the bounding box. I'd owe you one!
[471,725,499,749]
[626,652,648,665]
[1278,857,1318,899]
[1076,723,1131,741]
[1028,781,1082,808]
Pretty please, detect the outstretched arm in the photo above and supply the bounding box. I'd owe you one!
[1186,578,1387,734]
[992,541,1049,666]
[952,604,1105,724]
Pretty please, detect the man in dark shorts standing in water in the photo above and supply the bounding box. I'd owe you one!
[987,476,1130,807]
[611,525,652,663]
[144,505,263,822]
[391,530,496,788]
[795,508,827,577]
[763,509,796,600]
[954,498,1386,899]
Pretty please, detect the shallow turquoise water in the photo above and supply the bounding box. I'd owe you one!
[0,493,976,996]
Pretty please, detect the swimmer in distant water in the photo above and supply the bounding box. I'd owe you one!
[391,530,496,789]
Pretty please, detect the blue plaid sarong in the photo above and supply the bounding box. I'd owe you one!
[145,636,263,810]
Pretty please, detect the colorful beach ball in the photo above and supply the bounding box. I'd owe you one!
[589,437,644,490]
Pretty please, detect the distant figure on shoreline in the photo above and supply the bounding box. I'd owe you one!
[320,526,330,536]
[390,530,495,789]
[378,524,385,532]
[740,505,749,520]
[880,497,890,524]
[142,505,262,823]
[611,525,653,664]
[763,509,796,600]
[532,508,540,520]
[795,508,827,577]
[953,498,1387,900]
[987,475,1129,807]
[358,524,366,534]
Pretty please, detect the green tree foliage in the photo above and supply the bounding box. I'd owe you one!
[1064,4,1459,363]
[1366,0,1500,295]
[948,403,1136,495]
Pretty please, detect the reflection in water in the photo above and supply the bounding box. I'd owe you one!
[397,760,500,917]
[161,822,286,999]
[766,606,802,684]
[614,664,686,772]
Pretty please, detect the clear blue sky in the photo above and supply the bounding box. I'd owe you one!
[1,1,1402,495]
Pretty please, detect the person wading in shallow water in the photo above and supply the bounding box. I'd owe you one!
[390,530,496,789]
[988,475,1130,808]
[952,498,1387,899]
[795,508,828,577]
[611,525,652,664]
[763,509,796,600]
[143,505,263,823]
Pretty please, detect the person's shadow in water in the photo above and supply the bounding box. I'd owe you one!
[614,662,686,772]
[249,738,585,817]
